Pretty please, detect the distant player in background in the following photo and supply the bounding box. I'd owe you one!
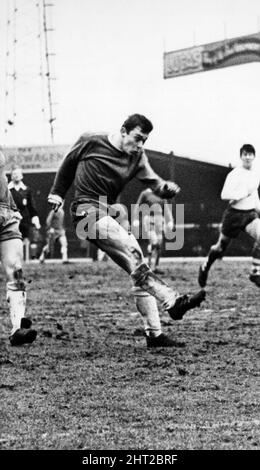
[198,144,260,288]
[39,204,69,264]
[132,188,174,274]
[8,166,41,260]
[0,151,37,346]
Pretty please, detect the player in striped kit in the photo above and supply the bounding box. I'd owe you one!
[0,151,37,346]
[198,144,260,288]
[48,114,205,348]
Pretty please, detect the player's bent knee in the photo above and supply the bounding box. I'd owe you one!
[211,246,224,256]
[127,235,144,266]
[129,247,146,273]
[211,239,228,256]
[7,268,26,291]
[130,262,151,287]
[130,245,142,260]
[4,262,22,279]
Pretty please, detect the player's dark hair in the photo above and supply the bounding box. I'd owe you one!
[240,144,255,156]
[122,114,153,134]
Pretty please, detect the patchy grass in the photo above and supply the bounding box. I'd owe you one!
[0,260,259,450]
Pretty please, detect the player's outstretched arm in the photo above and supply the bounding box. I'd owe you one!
[49,135,85,204]
[221,171,249,202]
[135,152,181,199]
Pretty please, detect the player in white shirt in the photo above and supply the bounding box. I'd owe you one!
[198,144,260,287]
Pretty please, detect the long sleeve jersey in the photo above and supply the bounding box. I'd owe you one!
[50,133,166,207]
[221,166,260,211]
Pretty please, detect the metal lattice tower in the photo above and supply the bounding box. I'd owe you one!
[2,0,57,145]
[42,0,56,143]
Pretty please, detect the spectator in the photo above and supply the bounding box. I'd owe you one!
[8,166,41,260]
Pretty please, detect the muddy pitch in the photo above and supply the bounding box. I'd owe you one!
[0,260,259,450]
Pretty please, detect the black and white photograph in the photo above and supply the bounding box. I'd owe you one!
[0,0,259,457]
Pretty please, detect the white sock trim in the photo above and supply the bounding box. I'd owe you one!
[7,290,26,334]
[133,289,162,337]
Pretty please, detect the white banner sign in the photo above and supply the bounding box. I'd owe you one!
[1,145,69,172]
[164,32,260,78]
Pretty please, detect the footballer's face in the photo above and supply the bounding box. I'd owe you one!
[120,126,149,156]
[11,168,23,182]
[241,151,255,170]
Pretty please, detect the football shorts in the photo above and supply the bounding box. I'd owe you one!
[221,207,258,238]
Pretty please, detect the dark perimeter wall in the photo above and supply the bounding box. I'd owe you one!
[16,150,255,258]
